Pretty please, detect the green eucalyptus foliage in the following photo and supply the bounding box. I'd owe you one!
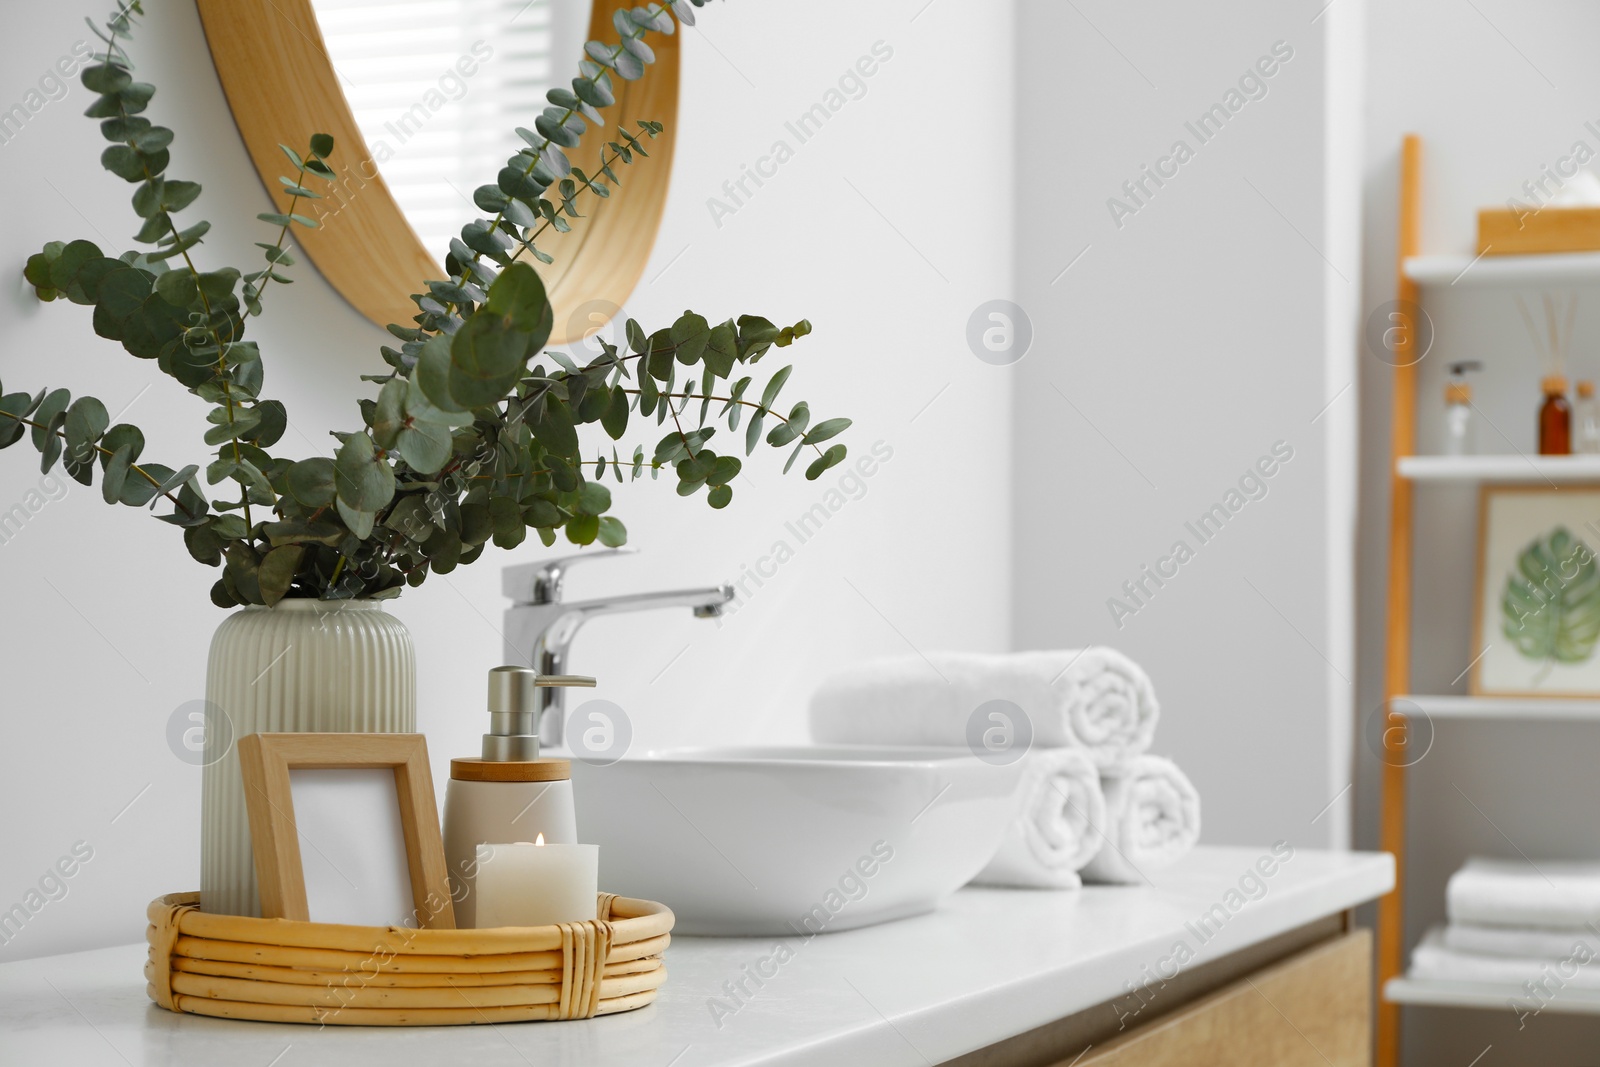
[2,1,850,609]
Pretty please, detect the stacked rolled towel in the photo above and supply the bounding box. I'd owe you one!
[807,649,1159,767]
[808,649,1200,888]
[973,747,1106,889]
[1078,756,1202,885]
[1406,857,1600,987]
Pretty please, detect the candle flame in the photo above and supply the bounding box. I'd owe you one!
[535,832,545,846]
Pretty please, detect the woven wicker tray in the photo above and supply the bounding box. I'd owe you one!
[145,891,672,1025]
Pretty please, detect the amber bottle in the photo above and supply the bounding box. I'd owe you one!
[1540,375,1571,455]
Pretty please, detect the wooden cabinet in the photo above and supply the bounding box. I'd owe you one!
[1075,931,1371,1067]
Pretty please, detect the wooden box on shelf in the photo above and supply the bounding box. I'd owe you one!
[1478,206,1600,255]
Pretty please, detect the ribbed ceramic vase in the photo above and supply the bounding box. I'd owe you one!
[200,600,415,917]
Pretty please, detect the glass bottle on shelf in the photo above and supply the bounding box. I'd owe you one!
[1576,380,1600,454]
[1442,361,1480,456]
[1540,375,1572,455]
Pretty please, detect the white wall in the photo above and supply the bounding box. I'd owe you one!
[0,0,1013,961]
[1356,2,1600,1062]
[1011,0,1362,852]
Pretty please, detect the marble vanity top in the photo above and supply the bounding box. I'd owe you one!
[0,846,1393,1067]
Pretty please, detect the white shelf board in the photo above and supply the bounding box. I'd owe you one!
[1391,695,1600,721]
[1404,251,1600,287]
[1386,975,1600,1015]
[1396,454,1600,482]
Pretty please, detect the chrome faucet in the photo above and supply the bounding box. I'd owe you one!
[502,549,734,749]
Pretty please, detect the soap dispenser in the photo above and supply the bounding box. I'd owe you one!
[442,665,596,928]
[1442,360,1481,456]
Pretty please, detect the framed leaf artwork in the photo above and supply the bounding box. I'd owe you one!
[1473,485,1600,696]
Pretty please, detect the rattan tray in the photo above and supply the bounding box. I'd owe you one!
[145,891,672,1025]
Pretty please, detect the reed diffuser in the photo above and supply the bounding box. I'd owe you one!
[1516,293,1579,455]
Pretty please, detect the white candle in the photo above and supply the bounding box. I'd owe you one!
[474,835,599,928]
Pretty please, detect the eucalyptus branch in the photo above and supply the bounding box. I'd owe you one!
[624,388,829,462]
[98,10,259,526]
[244,154,316,317]
[0,409,197,518]
[507,138,643,268]
[435,7,678,295]
[9,0,843,609]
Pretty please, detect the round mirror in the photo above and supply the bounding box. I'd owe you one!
[196,0,680,344]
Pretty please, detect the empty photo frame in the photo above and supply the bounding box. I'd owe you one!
[237,733,456,929]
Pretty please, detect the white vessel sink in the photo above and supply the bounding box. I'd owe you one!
[569,745,1024,936]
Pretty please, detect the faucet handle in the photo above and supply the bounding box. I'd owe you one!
[502,548,638,604]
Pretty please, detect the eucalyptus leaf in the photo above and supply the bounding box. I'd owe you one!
[336,497,376,540]
[745,408,765,456]
[0,394,32,449]
[704,321,737,378]
[64,396,109,450]
[575,480,612,516]
[805,444,848,481]
[489,494,526,549]
[371,378,407,448]
[99,424,144,467]
[397,420,453,475]
[760,365,793,410]
[184,523,223,566]
[707,456,741,486]
[224,544,263,605]
[151,464,199,506]
[415,332,469,414]
[484,262,553,341]
[671,311,710,365]
[101,444,136,503]
[120,462,171,507]
[334,432,395,513]
[566,513,600,544]
[258,545,306,607]
[803,417,852,445]
[601,384,629,439]
[286,457,337,507]
[449,312,532,409]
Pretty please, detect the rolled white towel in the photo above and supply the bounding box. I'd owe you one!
[1444,922,1600,960]
[1080,756,1201,885]
[808,648,1159,768]
[1448,858,1600,929]
[971,748,1106,889]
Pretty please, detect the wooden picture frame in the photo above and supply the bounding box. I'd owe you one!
[194,0,680,345]
[237,733,456,929]
[1471,483,1600,696]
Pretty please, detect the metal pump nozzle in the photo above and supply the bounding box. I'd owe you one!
[480,666,595,761]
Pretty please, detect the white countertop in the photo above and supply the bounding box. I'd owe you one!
[0,847,1392,1067]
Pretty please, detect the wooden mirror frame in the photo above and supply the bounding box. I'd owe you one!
[195,0,680,344]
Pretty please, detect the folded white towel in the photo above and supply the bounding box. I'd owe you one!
[1443,922,1600,960]
[970,748,1106,889]
[1448,857,1600,929]
[1080,756,1201,884]
[808,648,1159,768]
[1410,927,1600,989]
